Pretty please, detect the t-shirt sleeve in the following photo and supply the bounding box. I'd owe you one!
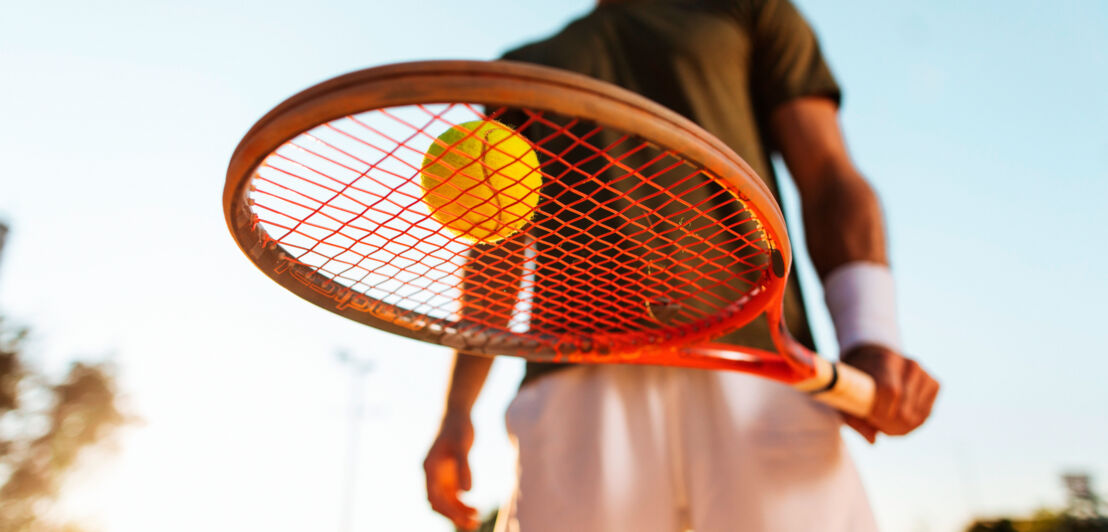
[748,0,841,113]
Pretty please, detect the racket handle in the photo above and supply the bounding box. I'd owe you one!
[679,343,875,417]
[795,357,875,418]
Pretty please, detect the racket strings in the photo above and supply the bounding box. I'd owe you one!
[249,103,774,357]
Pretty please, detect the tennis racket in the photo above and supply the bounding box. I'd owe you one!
[223,60,875,417]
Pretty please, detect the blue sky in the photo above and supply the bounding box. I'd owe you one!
[1,1,1105,531]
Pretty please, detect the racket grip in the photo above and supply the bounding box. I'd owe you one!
[797,357,876,418]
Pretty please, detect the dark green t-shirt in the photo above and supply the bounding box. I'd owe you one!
[502,0,841,385]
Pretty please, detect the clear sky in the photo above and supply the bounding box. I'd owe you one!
[1,1,1105,531]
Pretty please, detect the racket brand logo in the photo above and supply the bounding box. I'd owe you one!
[273,254,432,333]
[223,61,876,416]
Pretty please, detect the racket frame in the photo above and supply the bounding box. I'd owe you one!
[224,60,874,416]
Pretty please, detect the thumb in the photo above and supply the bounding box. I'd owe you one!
[842,414,879,444]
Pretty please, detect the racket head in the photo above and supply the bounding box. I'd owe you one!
[224,60,793,363]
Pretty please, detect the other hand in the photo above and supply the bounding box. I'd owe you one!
[423,413,480,530]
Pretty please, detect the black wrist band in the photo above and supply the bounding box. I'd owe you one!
[810,363,839,394]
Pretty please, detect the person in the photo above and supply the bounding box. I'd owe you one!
[424,0,940,530]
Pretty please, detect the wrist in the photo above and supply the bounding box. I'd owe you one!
[824,261,902,353]
[439,408,473,435]
[443,402,473,419]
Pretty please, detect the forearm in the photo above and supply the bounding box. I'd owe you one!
[802,168,901,352]
[800,162,888,278]
[444,236,525,418]
[770,98,889,276]
[771,98,899,351]
[441,351,494,418]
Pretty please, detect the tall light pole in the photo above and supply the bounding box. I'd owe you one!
[335,350,374,532]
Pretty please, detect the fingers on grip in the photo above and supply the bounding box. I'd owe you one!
[841,344,940,438]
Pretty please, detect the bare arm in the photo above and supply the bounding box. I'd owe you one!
[770,97,939,441]
[424,236,526,529]
[771,98,887,273]
[442,352,495,417]
[424,352,492,530]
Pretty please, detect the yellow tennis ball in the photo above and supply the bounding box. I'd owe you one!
[420,119,541,244]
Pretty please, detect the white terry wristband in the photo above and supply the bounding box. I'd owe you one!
[823,261,902,353]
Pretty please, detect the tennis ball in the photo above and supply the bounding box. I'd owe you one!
[420,119,541,244]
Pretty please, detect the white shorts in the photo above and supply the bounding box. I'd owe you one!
[495,364,877,532]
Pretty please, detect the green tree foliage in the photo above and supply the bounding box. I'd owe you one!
[456,509,498,532]
[0,317,126,532]
[967,512,1108,532]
